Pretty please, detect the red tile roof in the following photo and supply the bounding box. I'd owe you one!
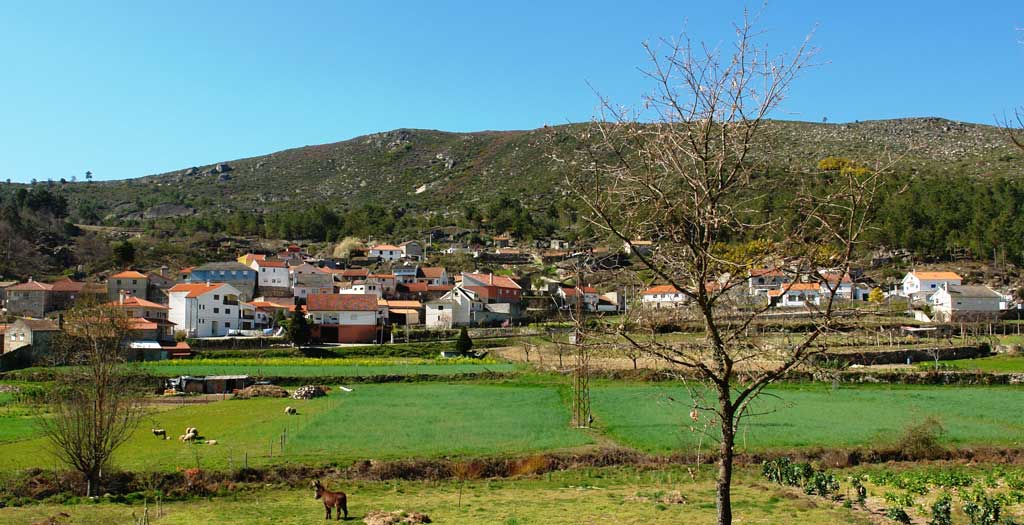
[419,267,446,279]
[642,285,682,295]
[401,282,429,293]
[8,281,53,292]
[111,270,148,279]
[107,297,169,310]
[255,259,288,268]
[49,278,85,292]
[463,273,521,289]
[168,283,225,298]
[306,293,378,312]
[371,244,401,251]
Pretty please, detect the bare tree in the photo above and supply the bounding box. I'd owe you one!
[999,108,1024,151]
[557,12,883,525]
[37,303,142,496]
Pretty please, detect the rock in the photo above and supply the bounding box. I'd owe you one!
[292,385,328,400]
[218,173,232,182]
[363,510,431,525]
[144,203,194,219]
[184,167,198,176]
[215,163,233,173]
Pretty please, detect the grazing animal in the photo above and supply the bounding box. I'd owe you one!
[151,428,167,439]
[205,440,218,445]
[285,406,297,415]
[313,479,347,521]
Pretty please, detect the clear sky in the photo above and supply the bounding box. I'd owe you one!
[1,1,1021,182]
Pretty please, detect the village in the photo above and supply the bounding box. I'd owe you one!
[0,231,1012,362]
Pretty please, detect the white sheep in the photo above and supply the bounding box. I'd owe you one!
[285,406,297,415]
[205,440,218,445]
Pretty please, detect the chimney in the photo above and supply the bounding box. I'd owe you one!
[160,266,168,278]
[27,276,33,282]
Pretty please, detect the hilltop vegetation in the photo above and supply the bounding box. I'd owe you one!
[1,117,1023,280]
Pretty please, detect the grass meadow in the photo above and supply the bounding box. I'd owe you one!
[591,382,1024,452]
[0,383,589,473]
[133,358,521,378]
[0,466,873,525]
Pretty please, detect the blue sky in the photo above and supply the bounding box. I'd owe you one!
[1,1,1021,182]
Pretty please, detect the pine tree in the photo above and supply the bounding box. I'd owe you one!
[288,304,311,348]
[455,326,473,355]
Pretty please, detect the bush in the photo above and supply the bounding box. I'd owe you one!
[896,417,946,460]
[928,492,952,525]
[885,507,912,524]
[455,327,473,355]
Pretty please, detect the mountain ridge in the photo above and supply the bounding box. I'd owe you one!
[26,117,1023,223]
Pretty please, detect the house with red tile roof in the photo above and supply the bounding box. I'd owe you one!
[641,285,688,308]
[5,280,53,317]
[558,286,600,312]
[306,293,381,343]
[901,270,963,299]
[108,270,150,301]
[368,244,403,262]
[168,282,244,338]
[768,282,822,307]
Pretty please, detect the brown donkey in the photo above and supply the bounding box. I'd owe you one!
[313,479,348,520]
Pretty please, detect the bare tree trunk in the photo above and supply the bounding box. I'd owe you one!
[716,384,735,525]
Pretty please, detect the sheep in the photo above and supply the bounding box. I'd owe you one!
[205,440,218,445]
[285,406,297,415]
[151,428,167,439]
[179,427,200,443]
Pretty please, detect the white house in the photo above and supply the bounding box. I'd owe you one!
[250,259,290,290]
[369,244,403,262]
[640,285,687,308]
[929,284,1002,322]
[558,286,600,312]
[168,282,244,338]
[769,283,822,307]
[425,287,484,328]
[748,268,790,296]
[901,271,963,299]
[340,281,382,298]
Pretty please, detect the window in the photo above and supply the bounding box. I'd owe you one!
[225,309,231,315]
[132,280,137,284]
[225,322,231,328]
[213,308,219,314]
[214,295,219,300]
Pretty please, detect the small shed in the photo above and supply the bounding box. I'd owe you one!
[165,375,254,394]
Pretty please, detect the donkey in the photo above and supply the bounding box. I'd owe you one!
[313,479,348,520]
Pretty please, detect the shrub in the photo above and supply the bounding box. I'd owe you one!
[454,327,473,355]
[896,417,946,460]
[928,492,952,525]
[885,507,912,524]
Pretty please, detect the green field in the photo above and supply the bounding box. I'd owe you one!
[0,383,589,473]
[0,392,37,444]
[591,383,1024,452]
[133,358,521,378]
[936,353,1024,372]
[0,466,872,525]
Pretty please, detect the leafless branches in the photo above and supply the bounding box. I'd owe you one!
[555,12,882,525]
[36,304,142,497]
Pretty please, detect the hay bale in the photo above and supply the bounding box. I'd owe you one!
[363,510,431,525]
[235,384,289,399]
[292,385,328,400]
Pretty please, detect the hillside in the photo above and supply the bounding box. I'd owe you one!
[45,117,1021,223]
